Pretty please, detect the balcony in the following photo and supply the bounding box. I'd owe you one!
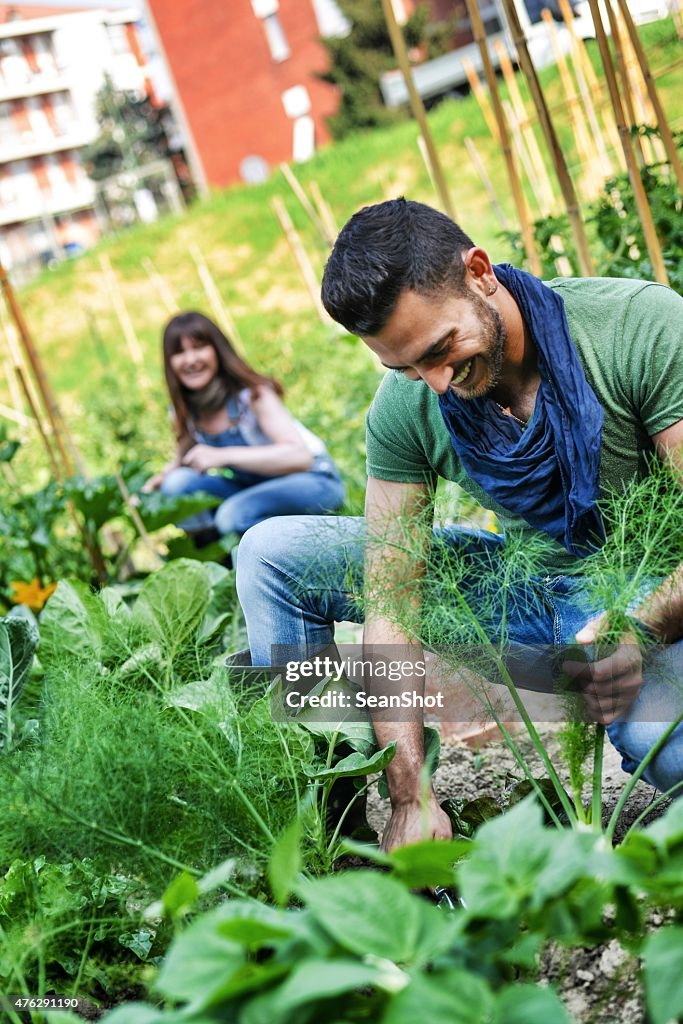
[0,125,94,164]
[0,179,97,227]
[0,67,69,103]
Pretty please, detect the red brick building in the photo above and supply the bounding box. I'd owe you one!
[144,0,351,189]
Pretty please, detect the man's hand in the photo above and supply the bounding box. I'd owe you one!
[381,791,452,852]
[563,613,644,724]
[181,444,227,473]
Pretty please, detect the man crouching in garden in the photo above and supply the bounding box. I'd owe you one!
[236,198,683,851]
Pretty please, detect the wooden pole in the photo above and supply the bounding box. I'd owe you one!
[271,196,329,324]
[0,259,74,475]
[541,8,603,199]
[614,0,683,190]
[380,0,456,220]
[503,99,547,215]
[494,39,555,211]
[279,163,333,247]
[99,254,144,367]
[557,0,622,173]
[462,56,499,141]
[417,133,441,206]
[603,0,647,167]
[114,471,164,568]
[586,0,670,285]
[463,0,541,275]
[463,137,510,229]
[14,364,61,479]
[499,0,595,276]
[309,181,339,243]
[188,243,245,352]
[142,256,177,315]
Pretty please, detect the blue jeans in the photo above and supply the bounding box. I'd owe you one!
[160,467,345,538]
[236,515,683,794]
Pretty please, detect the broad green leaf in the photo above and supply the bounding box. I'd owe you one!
[278,675,376,756]
[423,724,441,775]
[241,958,400,1024]
[297,871,456,964]
[457,798,549,919]
[135,560,211,651]
[153,908,245,1007]
[100,587,132,623]
[166,673,239,748]
[493,984,571,1023]
[382,969,493,1024]
[197,858,237,896]
[0,616,38,749]
[135,490,220,533]
[96,1006,169,1024]
[457,797,502,830]
[65,474,124,529]
[269,817,302,906]
[641,798,683,849]
[303,741,396,781]
[162,871,200,918]
[388,839,469,889]
[643,927,683,1024]
[198,561,238,642]
[39,579,107,662]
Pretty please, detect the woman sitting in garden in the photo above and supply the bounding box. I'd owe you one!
[143,311,345,544]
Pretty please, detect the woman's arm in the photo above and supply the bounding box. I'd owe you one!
[182,388,314,477]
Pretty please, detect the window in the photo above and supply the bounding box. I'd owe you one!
[250,0,290,62]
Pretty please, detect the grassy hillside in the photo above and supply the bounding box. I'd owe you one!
[7,18,683,506]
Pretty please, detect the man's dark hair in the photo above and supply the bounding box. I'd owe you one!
[321,198,475,335]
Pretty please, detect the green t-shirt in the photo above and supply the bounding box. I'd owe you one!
[366,277,683,567]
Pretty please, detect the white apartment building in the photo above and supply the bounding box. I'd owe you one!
[0,2,150,279]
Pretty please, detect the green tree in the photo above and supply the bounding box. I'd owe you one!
[319,1,434,139]
[83,74,172,181]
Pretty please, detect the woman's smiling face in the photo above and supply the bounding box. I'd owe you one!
[170,335,219,390]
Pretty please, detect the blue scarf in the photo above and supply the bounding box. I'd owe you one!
[437,264,604,557]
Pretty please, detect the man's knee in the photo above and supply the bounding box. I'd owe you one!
[608,719,683,793]
[236,517,310,598]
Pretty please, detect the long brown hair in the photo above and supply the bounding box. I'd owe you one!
[162,311,283,439]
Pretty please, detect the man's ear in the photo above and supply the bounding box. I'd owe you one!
[462,247,495,294]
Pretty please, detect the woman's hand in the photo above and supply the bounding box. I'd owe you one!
[181,444,228,473]
[141,472,166,493]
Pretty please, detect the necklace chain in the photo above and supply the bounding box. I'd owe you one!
[494,401,528,427]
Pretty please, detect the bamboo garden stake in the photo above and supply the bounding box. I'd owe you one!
[99,254,144,367]
[417,133,441,207]
[499,0,595,276]
[586,0,669,286]
[380,0,456,220]
[309,181,338,243]
[189,243,245,352]
[463,137,510,229]
[142,256,177,316]
[462,56,499,141]
[503,100,547,215]
[0,259,74,475]
[541,8,602,200]
[614,0,683,192]
[279,163,333,247]
[271,196,329,324]
[603,0,647,167]
[463,0,541,274]
[494,40,555,211]
[557,0,622,173]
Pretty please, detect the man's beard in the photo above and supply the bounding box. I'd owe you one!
[451,291,506,400]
